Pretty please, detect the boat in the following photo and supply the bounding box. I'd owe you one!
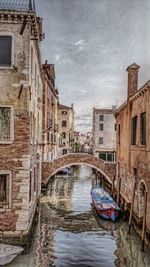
[0,244,23,265]
[91,185,120,221]
[57,167,72,175]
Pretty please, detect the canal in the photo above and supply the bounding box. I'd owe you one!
[8,166,150,267]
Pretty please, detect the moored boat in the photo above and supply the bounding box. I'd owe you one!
[91,185,120,221]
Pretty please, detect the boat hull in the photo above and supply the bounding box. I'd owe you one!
[93,201,120,221]
[91,185,120,222]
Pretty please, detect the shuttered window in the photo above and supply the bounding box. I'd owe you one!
[131,116,137,145]
[0,36,12,66]
[140,112,146,145]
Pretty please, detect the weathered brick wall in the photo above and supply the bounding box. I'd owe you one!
[116,85,150,230]
[0,12,42,236]
[42,153,116,186]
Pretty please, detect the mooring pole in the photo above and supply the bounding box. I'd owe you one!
[141,191,147,251]
[128,179,136,234]
[111,176,115,197]
[117,177,121,205]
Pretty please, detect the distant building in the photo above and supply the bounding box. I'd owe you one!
[116,63,150,247]
[42,61,59,161]
[0,0,43,242]
[92,108,116,161]
[58,104,74,156]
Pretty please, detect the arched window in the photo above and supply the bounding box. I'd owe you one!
[138,181,147,218]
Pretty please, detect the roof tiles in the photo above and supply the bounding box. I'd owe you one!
[0,0,35,12]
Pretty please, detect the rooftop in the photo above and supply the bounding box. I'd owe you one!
[0,0,35,12]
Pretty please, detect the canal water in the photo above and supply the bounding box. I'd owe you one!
[8,166,150,267]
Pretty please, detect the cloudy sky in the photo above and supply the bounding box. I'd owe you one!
[36,0,150,133]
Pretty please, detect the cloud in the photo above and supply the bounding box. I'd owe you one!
[74,39,87,52]
[74,39,86,46]
[37,0,150,132]
[54,54,72,65]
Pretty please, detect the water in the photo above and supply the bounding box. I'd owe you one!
[8,166,150,267]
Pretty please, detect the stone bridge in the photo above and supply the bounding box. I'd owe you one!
[42,153,116,187]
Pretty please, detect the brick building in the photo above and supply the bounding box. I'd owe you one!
[116,63,150,247]
[0,0,43,242]
[42,61,59,162]
[92,108,116,161]
[58,104,74,156]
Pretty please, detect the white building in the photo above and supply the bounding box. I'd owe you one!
[92,108,116,161]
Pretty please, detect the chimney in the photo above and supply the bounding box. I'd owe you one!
[126,63,140,98]
[71,103,74,109]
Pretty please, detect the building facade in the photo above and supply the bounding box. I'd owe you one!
[116,63,150,247]
[42,61,59,162]
[0,0,43,241]
[58,104,74,156]
[92,108,116,161]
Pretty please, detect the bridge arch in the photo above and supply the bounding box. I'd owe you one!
[42,153,116,187]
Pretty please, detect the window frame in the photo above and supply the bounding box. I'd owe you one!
[62,120,67,127]
[99,114,104,121]
[131,115,138,145]
[0,171,12,211]
[0,105,14,144]
[99,137,103,144]
[0,33,14,69]
[99,123,104,131]
[140,112,146,146]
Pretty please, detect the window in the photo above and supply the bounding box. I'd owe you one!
[62,111,67,115]
[99,114,104,121]
[62,120,67,127]
[107,153,115,162]
[99,152,115,162]
[0,107,11,142]
[99,153,106,161]
[131,116,137,145]
[0,36,12,66]
[47,131,50,143]
[99,124,104,131]
[99,137,103,144]
[63,149,67,155]
[62,132,66,138]
[0,174,10,209]
[140,112,146,145]
[51,133,54,143]
[114,123,116,131]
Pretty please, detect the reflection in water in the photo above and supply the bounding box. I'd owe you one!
[7,166,150,267]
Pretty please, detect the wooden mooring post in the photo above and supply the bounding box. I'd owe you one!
[141,191,147,251]
[117,178,121,205]
[128,179,136,234]
[111,176,115,197]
